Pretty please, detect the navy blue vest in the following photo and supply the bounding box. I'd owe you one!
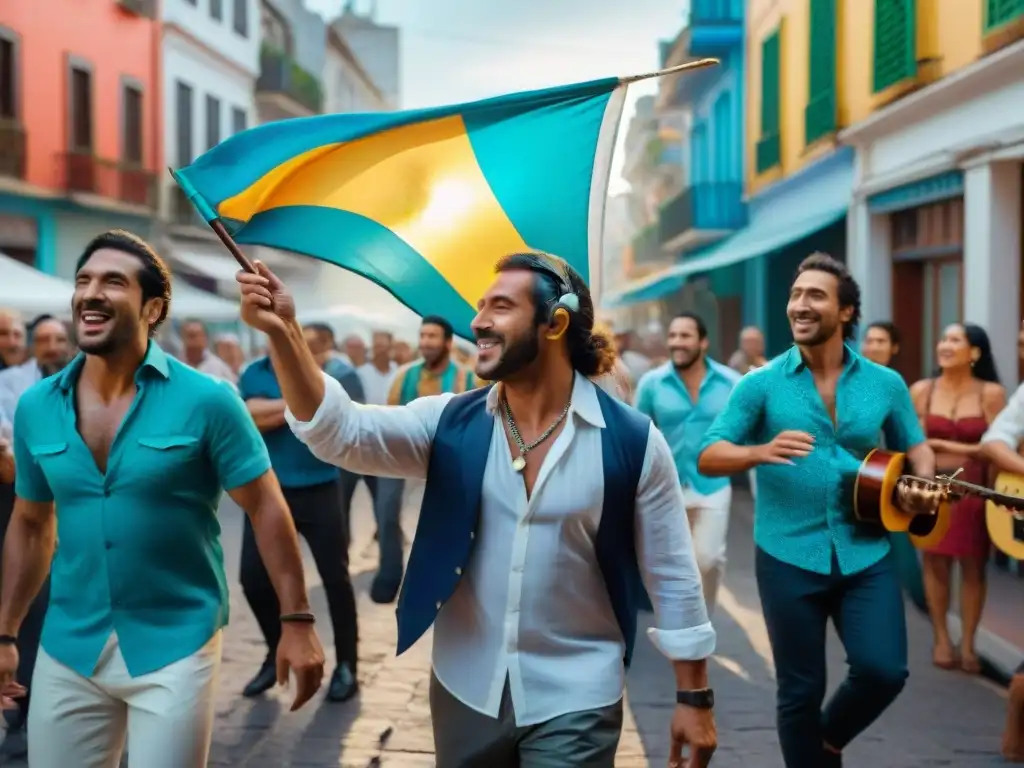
[395,384,652,667]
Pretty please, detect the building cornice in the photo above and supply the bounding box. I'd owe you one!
[163,22,256,80]
[839,39,1024,146]
[326,25,385,104]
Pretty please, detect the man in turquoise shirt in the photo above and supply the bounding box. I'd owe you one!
[0,231,325,768]
[635,312,740,614]
[699,253,935,768]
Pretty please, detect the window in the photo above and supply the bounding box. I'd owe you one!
[872,0,916,92]
[70,65,93,151]
[985,0,1023,32]
[805,0,836,145]
[176,81,193,166]
[205,94,221,150]
[231,106,247,135]
[0,33,15,119]
[233,0,248,37]
[755,27,781,173]
[122,83,143,165]
[211,0,223,21]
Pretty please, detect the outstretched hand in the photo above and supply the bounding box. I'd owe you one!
[237,261,296,334]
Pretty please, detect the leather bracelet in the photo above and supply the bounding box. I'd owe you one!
[280,612,316,624]
[0,635,17,646]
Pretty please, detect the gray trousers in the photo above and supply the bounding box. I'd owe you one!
[429,673,623,768]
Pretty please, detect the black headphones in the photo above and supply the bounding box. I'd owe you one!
[528,258,581,324]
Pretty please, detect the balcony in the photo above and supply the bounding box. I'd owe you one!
[0,120,27,180]
[116,0,157,20]
[659,182,747,252]
[257,45,323,119]
[689,0,744,57]
[59,152,158,210]
[631,222,666,267]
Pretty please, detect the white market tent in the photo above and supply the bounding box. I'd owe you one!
[0,251,239,322]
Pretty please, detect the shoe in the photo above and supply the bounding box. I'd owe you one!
[0,728,28,759]
[821,748,842,767]
[327,663,358,702]
[242,659,278,698]
[369,576,400,605]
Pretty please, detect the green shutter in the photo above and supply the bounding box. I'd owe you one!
[805,0,837,145]
[872,0,917,93]
[756,29,781,173]
[985,0,1024,31]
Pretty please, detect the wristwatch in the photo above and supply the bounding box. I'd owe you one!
[676,688,715,709]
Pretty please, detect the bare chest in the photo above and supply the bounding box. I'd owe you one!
[501,419,568,499]
[76,388,136,474]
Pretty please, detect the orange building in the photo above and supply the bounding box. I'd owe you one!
[0,0,162,277]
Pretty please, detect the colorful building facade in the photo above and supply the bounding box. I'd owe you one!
[0,0,163,278]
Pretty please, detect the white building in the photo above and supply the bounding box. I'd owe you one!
[160,0,259,296]
[323,26,389,114]
[842,39,1024,388]
[332,2,401,109]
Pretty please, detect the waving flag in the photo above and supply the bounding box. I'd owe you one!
[172,60,715,338]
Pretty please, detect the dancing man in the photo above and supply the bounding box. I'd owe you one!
[236,251,717,768]
[698,253,935,768]
[0,230,325,767]
[635,313,740,616]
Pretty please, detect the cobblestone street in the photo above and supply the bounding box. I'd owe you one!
[2,485,1013,767]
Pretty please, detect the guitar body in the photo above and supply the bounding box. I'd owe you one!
[987,472,1024,559]
[854,448,952,549]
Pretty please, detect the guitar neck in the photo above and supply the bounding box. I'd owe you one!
[948,478,1024,512]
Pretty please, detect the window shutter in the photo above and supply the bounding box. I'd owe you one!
[805,0,836,144]
[986,0,1024,31]
[872,0,917,93]
[756,29,781,172]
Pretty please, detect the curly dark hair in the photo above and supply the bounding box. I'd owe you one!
[494,252,616,378]
[795,252,861,341]
[76,230,172,336]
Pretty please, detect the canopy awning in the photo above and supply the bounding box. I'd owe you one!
[167,247,242,285]
[170,280,240,322]
[0,253,73,317]
[603,153,854,308]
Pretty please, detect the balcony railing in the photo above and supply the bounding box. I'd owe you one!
[257,45,323,115]
[0,120,27,180]
[59,152,158,209]
[631,222,664,266]
[689,0,744,55]
[170,184,207,228]
[659,182,747,246]
[116,0,157,20]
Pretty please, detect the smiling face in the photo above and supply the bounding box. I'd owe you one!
[471,268,545,381]
[667,316,707,371]
[787,269,850,347]
[72,248,163,357]
[936,323,975,371]
[861,326,896,366]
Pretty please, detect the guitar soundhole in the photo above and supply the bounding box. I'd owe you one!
[1013,516,1024,544]
[909,514,937,536]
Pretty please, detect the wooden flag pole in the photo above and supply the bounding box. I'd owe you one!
[168,167,257,274]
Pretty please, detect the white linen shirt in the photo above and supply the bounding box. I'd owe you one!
[286,371,715,725]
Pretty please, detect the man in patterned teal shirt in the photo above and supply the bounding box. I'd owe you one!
[699,253,935,768]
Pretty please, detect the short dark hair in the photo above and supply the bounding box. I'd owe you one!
[866,320,901,347]
[180,318,207,333]
[494,251,615,378]
[76,230,172,335]
[421,315,453,340]
[670,312,708,340]
[28,314,57,334]
[795,252,861,340]
[303,322,336,342]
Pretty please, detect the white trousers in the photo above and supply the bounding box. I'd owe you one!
[683,485,732,616]
[28,631,222,768]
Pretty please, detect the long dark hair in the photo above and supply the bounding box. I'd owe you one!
[961,322,1000,385]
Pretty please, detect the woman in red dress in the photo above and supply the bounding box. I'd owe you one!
[910,322,1005,673]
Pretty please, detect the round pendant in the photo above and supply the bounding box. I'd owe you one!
[512,455,527,472]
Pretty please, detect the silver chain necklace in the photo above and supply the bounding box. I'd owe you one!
[501,398,571,472]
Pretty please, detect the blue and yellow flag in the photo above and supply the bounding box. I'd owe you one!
[172,60,715,337]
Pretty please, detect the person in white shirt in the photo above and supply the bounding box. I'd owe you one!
[235,251,717,768]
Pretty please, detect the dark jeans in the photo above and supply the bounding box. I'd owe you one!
[0,483,49,732]
[240,478,358,668]
[339,472,405,587]
[755,547,908,767]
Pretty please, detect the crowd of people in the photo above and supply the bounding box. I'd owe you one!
[0,229,1022,767]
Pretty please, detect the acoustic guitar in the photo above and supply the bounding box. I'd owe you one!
[987,472,1024,559]
[854,449,1024,550]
